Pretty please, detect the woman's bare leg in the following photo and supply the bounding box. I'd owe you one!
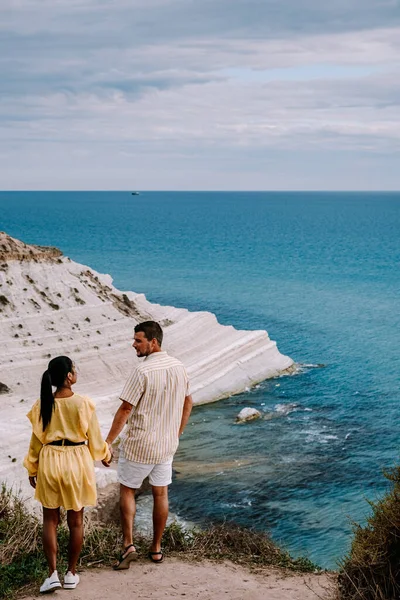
[66,508,84,574]
[42,507,60,575]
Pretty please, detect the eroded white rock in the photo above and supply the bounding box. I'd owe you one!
[236,407,262,423]
[94,466,118,489]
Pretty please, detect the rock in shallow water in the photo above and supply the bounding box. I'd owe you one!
[236,407,262,423]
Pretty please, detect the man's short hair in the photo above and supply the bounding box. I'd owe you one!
[134,321,163,346]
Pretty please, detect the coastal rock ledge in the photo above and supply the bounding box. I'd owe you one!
[0,232,293,494]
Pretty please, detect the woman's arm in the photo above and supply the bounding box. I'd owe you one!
[23,433,43,482]
[87,410,112,463]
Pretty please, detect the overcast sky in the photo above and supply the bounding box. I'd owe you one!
[1,0,399,190]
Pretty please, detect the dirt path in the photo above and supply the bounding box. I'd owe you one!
[22,559,336,600]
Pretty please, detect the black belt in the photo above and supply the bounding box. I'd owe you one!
[48,440,86,447]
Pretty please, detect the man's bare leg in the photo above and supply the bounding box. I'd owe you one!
[151,485,169,558]
[119,484,137,555]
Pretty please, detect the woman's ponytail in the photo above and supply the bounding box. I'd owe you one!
[40,370,55,431]
[39,356,73,431]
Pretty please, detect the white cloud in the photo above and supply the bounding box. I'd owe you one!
[0,1,399,188]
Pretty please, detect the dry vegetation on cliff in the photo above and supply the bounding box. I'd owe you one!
[0,485,320,599]
[338,466,400,600]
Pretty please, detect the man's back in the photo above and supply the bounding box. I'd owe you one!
[105,321,193,569]
[120,351,190,463]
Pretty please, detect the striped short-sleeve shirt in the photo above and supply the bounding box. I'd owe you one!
[120,351,190,463]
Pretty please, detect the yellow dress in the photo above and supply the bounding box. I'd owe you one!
[23,393,111,511]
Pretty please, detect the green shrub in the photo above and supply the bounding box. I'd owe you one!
[338,466,400,600]
[0,485,45,598]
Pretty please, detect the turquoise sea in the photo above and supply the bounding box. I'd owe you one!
[1,191,399,569]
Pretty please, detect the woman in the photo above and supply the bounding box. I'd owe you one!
[24,356,111,593]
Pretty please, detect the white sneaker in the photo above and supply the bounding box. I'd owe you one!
[40,570,62,594]
[64,571,80,590]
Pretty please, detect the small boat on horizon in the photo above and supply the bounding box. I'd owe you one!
[131,191,140,195]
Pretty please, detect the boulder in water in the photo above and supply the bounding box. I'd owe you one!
[236,407,262,423]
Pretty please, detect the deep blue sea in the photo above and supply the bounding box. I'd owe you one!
[1,191,399,569]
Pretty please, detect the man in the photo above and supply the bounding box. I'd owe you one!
[104,321,193,568]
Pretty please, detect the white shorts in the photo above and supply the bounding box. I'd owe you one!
[117,451,173,489]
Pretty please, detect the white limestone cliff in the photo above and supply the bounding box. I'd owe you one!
[0,232,294,498]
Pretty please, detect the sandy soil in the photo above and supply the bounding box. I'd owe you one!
[22,559,336,600]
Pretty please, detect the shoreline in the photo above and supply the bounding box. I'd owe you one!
[0,232,293,508]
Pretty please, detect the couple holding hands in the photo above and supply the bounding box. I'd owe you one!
[24,321,193,593]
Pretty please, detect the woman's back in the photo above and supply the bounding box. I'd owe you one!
[27,393,96,445]
[23,355,111,593]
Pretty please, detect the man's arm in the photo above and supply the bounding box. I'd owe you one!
[179,395,193,436]
[105,400,133,445]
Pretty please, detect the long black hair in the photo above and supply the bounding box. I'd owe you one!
[40,356,73,430]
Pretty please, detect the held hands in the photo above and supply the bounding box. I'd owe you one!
[101,442,114,467]
[29,476,36,489]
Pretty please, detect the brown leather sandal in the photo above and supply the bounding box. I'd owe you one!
[148,551,164,564]
[113,544,138,570]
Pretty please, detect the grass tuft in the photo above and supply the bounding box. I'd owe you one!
[0,382,11,394]
[160,522,318,572]
[338,465,400,600]
[0,485,44,598]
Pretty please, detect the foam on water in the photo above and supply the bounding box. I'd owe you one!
[274,402,299,414]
